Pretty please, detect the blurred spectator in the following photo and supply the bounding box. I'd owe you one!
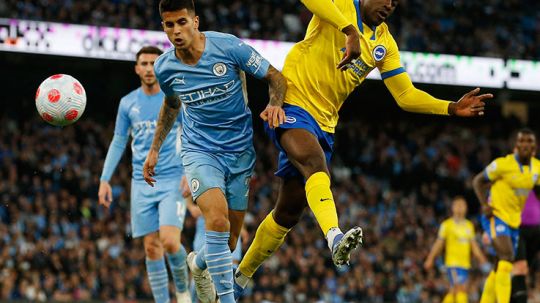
[1,0,539,59]
[0,110,538,302]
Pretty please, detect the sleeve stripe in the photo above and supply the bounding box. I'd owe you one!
[483,169,491,181]
[381,67,406,80]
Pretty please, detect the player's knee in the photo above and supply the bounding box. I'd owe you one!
[513,260,529,275]
[293,153,327,178]
[160,235,180,253]
[206,215,230,232]
[273,207,302,229]
[499,252,515,263]
[144,238,163,259]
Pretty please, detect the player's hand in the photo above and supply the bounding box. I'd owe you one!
[423,259,434,270]
[180,175,191,198]
[337,25,361,71]
[260,105,285,129]
[481,203,494,218]
[449,88,493,117]
[98,181,113,208]
[143,149,159,187]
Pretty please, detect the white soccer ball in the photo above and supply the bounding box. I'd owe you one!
[35,74,87,126]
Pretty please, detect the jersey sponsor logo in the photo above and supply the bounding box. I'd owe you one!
[175,80,236,105]
[285,116,296,124]
[340,48,371,78]
[373,45,387,62]
[533,174,538,183]
[213,63,227,77]
[191,178,200,193]
[172,76,186,85]
[513,188,531,197]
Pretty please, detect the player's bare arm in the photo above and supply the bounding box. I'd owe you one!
[472,172,493,217]
[470,240,488,266]
[424,238,444,270]
[260,65,287,129]
[338,25,361,71]
[143,95,181,186]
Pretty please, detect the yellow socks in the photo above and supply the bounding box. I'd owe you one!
[480,271,496,303]
[237,212,290,278]
[442,293,455,303]
[305,172,339,236]
[456,291,468,303]
[495,260,513,303]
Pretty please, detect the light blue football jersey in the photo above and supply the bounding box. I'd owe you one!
[114,88,183,181]
[154,31,270,153]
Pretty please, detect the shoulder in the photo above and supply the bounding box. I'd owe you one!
[154,49,175,73]
[532,157,540,166]
[205,31,244,53]
[120,88,141,107]
[465,219,474,229]
[441,219,451,228]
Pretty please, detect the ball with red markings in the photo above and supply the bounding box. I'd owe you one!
[35,74,86,126]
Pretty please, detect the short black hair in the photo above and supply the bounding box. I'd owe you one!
[517,127,536,137]
[159,0,195,15]
[136,46,163,62]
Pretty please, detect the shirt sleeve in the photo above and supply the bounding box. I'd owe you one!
[114,99,131,137]
[438,222,448,240]
[154,59,175,97]
[484,158,503,182]
[300,0,352,31]
[227,37,270,80]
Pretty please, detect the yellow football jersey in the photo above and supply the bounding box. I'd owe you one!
[438,218,475,269]
[485,154,540,228]
[282,0,403,133]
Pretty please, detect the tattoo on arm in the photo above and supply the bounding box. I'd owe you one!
[150,95,181,152]
[265,65,287,107]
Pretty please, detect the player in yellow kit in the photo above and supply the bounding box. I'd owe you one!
[424,197,489,303]
[234,0,493,297]
[473,129,540,303]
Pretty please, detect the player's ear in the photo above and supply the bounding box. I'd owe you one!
[193,15,199,30]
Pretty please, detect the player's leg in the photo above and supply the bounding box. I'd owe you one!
[235,177,306,297]
[444,268,457,303]
[196,188,235,303]
[279,128,362,265]
[492,231,516,303]
[511,230,528,303]
[131,180,170,303]
[157,179,190,302]
[479,217,498,303]
[454,269,469,303]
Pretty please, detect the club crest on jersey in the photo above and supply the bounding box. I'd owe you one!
[372,45,387,62]
[191,179,200,193]
[534,174,539,183]
[213,63,227,76]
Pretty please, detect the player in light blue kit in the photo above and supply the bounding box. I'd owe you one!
[143,1,287,302]
[98,46,191,303]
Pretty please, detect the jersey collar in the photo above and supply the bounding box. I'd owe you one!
[354,0,377,40]
[514,153,531,173]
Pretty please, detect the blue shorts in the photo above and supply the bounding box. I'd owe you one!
[481,215,520,254]
[446,267,469,286]
[193,216,242,261]
[182,148,255,211]
[131,178,187,238]
[265,104,334,179]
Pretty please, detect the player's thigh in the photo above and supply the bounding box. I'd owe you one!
[131,180,160,238]
[182,150,227,205]
[279,128,329,176]
[273,177,308,229]
[492,235,515,261]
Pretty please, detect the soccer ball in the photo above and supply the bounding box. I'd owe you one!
[35,74,87,126]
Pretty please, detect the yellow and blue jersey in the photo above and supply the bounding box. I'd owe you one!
[438,218,475,269]
[484,154,540,228]
[282,0,404,133]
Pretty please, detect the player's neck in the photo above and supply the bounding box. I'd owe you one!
[452,216,465,222]
[175,32,205,66]
[141,83,160,95]
[515,153,531,166]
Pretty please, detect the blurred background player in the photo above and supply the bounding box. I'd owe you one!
[424,196,489,303]
[473,128,540,303]
[98,46,191,303]
[234,0,492,297]
[142,1,286,302]
[511,191,540,303]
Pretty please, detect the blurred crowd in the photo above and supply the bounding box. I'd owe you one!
[1,0,540,60]
[1,111,540,303]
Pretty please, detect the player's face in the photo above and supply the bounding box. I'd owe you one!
[135,53,159,86]
[515,133,537,160]
[161,9,199,51]
[451,199,467,218]
[363,0,398,26]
